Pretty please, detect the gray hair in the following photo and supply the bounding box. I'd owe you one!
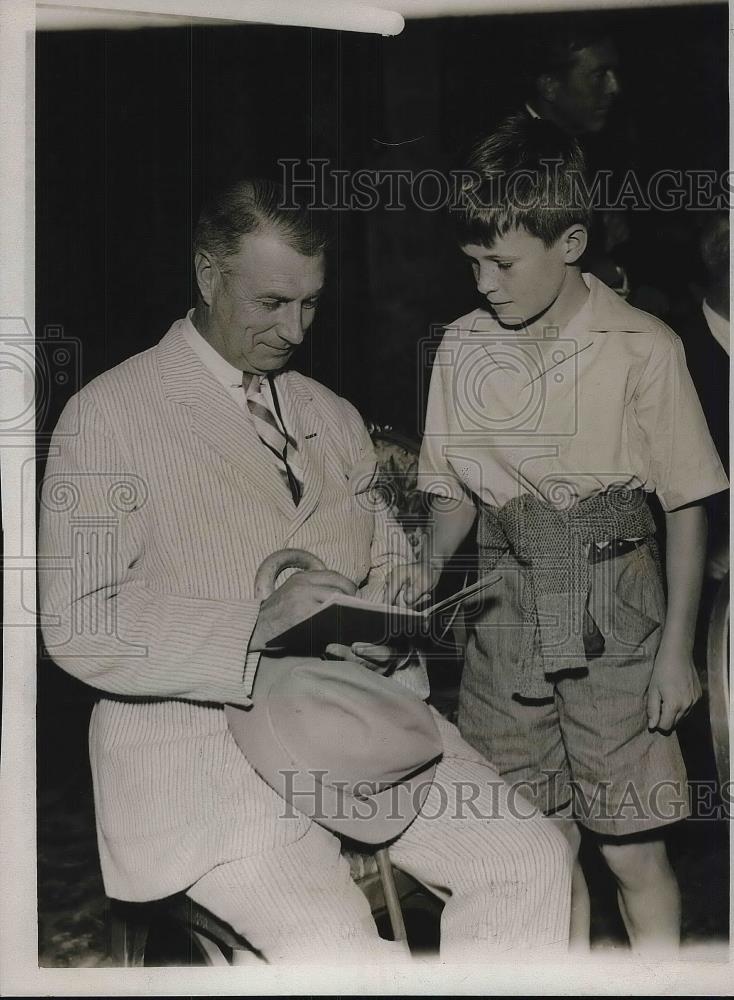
[193,178,328,262]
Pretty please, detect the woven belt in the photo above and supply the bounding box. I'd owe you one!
[588,538,643,564]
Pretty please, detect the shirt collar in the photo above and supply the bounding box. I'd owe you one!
[181,309,247,391]
[582,273,661,335]
[702,299,730,355]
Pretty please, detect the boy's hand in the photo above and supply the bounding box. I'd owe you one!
[646,644,702,732]
[324,642,401,674]
[384,561,438,608]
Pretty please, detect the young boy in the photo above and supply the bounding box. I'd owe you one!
[390,115,728,952]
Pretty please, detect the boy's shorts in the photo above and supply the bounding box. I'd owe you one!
[458,541,691,837]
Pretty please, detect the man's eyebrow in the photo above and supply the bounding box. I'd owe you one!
[257,288,324,301]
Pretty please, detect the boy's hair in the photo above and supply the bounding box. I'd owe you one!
[453,114,592,249]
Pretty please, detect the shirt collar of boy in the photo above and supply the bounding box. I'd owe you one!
[583,274,662,336]
[464,274,659,341]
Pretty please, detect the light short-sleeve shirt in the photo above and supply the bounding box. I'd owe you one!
[418,274,728,512]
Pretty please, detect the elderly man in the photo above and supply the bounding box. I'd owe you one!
[39,178,571,964]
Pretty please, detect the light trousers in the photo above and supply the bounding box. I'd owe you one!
[187,710,572,964]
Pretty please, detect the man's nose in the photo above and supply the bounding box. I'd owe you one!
[280,304,305,345]
[606,69,621,98]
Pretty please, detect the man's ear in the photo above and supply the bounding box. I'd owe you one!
[562,224,588,265]
[194,250,217,307]
[538,73,560,103]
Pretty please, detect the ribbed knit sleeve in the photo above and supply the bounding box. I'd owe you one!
[39,392,258,705]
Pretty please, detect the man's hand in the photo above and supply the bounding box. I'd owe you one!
[646,642,702,732]
[384,560,439,608]
[324,642,402,674]
[250,570,357,650]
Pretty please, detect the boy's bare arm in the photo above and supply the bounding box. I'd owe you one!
[385,495,476,606]
[647,501,707,732]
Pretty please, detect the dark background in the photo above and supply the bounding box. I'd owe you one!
[37,3,728,438]
[36,3,729,962]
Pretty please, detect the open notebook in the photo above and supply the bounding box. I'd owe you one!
[265,573,502,656]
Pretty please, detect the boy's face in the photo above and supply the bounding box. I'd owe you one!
[461,227,578,328]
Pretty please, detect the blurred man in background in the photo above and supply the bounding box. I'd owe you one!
[521,19,630,296]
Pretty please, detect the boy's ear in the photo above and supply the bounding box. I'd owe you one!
[562,224,588,265]
[194,250,218,307]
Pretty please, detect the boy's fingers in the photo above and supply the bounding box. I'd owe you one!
[351,642,395,664]
[324,643,352,659]
[384,568,410,605]
[383,568,400,603]
[646,687,662,731]
[657,701,677,733]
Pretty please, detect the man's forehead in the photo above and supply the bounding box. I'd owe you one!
[571,39,619,74]
[227,229,325,284]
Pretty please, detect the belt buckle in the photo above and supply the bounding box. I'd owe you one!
[589,538,639,564]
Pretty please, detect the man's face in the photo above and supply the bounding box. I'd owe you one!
[205,229,325,375]
[549,40,621,135]
[461,227,572,328]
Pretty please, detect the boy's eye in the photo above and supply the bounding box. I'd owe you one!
[496,262,513,271]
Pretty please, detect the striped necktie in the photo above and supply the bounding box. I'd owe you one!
[245,375,304,505]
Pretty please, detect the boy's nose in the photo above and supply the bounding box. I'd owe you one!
[477,266,500,296]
